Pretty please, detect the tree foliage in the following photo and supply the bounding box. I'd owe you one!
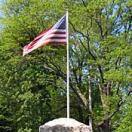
[0,0,131,132]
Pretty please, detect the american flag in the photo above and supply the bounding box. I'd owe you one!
[23,15,66,56]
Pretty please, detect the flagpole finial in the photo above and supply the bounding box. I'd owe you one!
[66,9,68,15]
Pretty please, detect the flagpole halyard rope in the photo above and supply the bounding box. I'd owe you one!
[66,10,70,119]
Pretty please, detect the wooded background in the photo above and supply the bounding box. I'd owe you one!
[0,0,131,132]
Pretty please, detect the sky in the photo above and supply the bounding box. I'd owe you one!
[0,0,3,29]
[0,0,3,17]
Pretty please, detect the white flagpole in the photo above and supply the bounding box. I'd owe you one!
[89,76,93,132]
[66,10,70,119]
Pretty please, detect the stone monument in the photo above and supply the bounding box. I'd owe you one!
[39,118,91,132]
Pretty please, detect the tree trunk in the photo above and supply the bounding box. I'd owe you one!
[98,119,111,132]
[98,83,111,132]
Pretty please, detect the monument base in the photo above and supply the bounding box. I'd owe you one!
[39,118,91,132]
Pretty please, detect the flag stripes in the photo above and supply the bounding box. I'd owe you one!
[23,15,66,56]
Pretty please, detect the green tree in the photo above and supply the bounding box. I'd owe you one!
[0,0,131,132]
[68,0,132,131]
[0,0,67,131]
